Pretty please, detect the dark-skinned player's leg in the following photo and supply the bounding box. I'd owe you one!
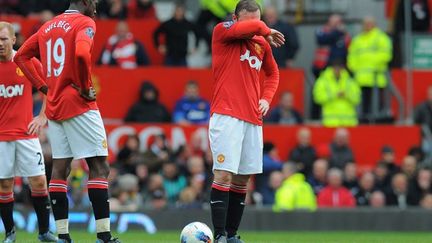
[86,156,113,242]
[49,158,73,242]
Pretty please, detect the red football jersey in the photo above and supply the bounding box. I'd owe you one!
[211,20,279,125]
[0,56,41,141]
[16,10,97,121]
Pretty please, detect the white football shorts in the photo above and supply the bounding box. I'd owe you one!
[47,110,108,160]
[0,138,46,178]
[209,113,263,175]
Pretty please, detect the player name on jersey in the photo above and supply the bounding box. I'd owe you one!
[0,84,24,98]
[44,20,72,34]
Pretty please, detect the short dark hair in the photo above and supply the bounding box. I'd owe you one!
[234,0,261,17]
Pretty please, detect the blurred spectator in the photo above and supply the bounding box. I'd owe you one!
[32,88,43,116]
[392,0,430,67]
[142,174,167,209]
[255,142,283,205]
[153,4,199,66]
[0,0,20,14]
[266,91,303,125]
[173,81,210,125]
[385,173,408,209]
[401,155,418,180]
[328,128,355,169]
[69,160,90,209]
[124,81,171,123]
[162,162,187,205]
[177,187,201,209]
[312,14,351,77]
[31,10,55,35]
[288,127,317,176]
[414,86,432,137]
[354,172,376,206]
[378,145,400,176]
[348,16,392,123]
[12,23,25,50]
[127,0,156,19]
[369,191,386,208]
[307,159,329,195]
[408,168,432,205]
[110,174,141,211]
[313,59,361,127]
[261,171,283,206]
[116,134,143,174]
[374,162,391,192]
[317,168,356,208]
[45,0,69,14]
[196,0,238,53]
[263,6,299,68]
[344,162,359,194]
[408,146,425,165]
[186,156,208,185]
[143,134,171,173]
[98,21,149,68]
[135,164,149,191]
[97,0,127,19]
[420,194,432,209]
[273,162,316,212]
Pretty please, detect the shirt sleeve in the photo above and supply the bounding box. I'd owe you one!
[14,33,47,90]
[213,20,271,43]
[261,42,279,104]
[75,19,96,90]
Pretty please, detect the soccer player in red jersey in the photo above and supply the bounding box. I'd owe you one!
[208,1,285,242]
[14,1,120,242]
[0,21,57,243]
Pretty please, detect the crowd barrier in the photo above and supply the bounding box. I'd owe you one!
[7,207,432,233]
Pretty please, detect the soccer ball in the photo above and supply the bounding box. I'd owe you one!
[180,222,213,243]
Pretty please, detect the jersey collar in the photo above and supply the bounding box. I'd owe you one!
[64,10,80,14]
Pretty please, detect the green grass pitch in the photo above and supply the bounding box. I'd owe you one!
[10,231,432,243]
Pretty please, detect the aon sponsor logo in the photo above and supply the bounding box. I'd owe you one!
[0,84,24,98]
[240,49,262,71]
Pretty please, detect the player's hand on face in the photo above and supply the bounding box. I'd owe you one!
[259,99,270,116]
[28,114,47,135]
[266,29,285,48]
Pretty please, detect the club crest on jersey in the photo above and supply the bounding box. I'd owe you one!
[254,43,263,55]
[16,68,24,77]
[240,49,262,71]
[86,27,95,39]
[0,84,24,98]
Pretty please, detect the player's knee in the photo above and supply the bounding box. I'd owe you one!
[213,170,232,184]
[232,175,250,186]
[29,175,47,190]
[0,179,14,192]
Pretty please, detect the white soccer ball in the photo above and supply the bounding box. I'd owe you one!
[180,222,214,243]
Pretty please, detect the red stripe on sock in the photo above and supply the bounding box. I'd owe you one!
[212,183,230,192]
[31,189,48,197]
[0,192,14,203]
[230,184,247,194]
[88,178,109,189]
[49,180,67,185]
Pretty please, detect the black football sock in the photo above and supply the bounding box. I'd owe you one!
[0,192,14,233]
[210,181,230,237]
[226,183,247,238]
[88,178,112,241]
[49,180,71,241]
[31,188,50,234]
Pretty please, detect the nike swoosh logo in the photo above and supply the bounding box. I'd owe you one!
[240,202,246,206]
[210,201,224,204]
